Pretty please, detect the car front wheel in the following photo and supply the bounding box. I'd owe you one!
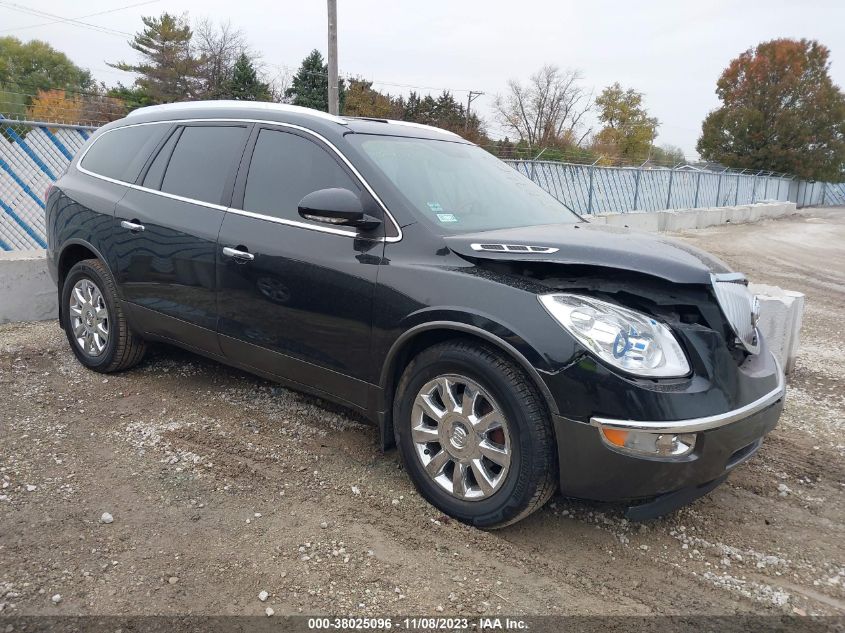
[394,340,557,528]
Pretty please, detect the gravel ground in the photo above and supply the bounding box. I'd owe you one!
[0,208,843,618]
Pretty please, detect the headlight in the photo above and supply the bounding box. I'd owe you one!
[538,293,690,378]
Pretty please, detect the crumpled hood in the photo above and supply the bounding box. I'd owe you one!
[444,222,732,284]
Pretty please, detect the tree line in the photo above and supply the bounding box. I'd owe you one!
[0,12,842,180]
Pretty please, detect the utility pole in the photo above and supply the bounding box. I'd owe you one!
[327,0,339,115]
[465,90,483,132]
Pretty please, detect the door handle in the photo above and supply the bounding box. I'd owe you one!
[120,220,145,232]
[222,246,255,262]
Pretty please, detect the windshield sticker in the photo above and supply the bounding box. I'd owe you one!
[436,213,458,223]
[426,202,444,212]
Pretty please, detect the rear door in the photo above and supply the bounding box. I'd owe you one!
[114,122,250,354]
[215,125,386,409]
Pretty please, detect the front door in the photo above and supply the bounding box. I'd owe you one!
[216,125,385,409]
[114,122,250,353]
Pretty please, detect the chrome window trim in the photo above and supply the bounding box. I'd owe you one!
[75,118,403,243]
[227,208,359,237]
[590,355,785,434]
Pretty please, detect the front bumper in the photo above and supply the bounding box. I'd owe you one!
[552,357,785,503]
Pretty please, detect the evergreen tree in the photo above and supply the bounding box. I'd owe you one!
[224,53,271,101]
[285,49,345,112]
[109,13,202,103]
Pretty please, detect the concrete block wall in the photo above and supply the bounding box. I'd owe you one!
[592,201,798,232]
[0,250,58,324]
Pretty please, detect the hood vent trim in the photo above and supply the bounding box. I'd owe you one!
[470,243,559,254]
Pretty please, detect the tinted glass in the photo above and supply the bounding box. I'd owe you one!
[242,129,358,220]
[80,124,164,182]
[142,128,181,190]
[160,126,247,205]
[349,135,579,234]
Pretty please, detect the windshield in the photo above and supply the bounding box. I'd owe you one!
[349,135,579,234]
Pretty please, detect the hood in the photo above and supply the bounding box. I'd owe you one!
[443,222,732,284]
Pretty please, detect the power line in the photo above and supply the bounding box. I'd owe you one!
[0,0,158,35]
[0,1,134,37]
[272,63,484,96]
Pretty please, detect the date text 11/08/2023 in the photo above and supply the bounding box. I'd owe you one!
[306,617,529,630]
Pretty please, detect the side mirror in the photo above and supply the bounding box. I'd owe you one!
[298,188,382,231]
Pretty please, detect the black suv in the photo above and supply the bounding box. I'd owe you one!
[46,101,785,528]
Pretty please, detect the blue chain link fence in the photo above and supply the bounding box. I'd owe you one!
[0,115,843,251]
[0,117,96,251]
[503,159,845,215]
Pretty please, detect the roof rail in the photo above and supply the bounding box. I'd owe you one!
[126,100,348,125]
[385,119,462,138]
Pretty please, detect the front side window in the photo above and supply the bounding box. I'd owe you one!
[160,125,248,205]
[348,135,579,234]
[242,128,359,221]
[79,124,165,182]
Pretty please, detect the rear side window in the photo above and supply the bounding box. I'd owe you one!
[79,124,164,182]
[242,128,358,221]
[160,125,248,205]
[142,128,181,190]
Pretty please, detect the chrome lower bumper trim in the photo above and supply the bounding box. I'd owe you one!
[590,357,785,434]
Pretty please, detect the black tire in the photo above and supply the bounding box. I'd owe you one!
[394,339,557,529]
[61,259,146,373]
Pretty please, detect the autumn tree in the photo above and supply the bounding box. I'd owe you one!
[494,65,592,150]
[26,89,83,125]
[80,89,127,125]
[285,50,345,112]
[697,38,845,181]
[109,13,203,103]
[593,83,658,163]
[343,79,393,118]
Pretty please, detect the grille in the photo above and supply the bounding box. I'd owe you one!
[711,273,760,353]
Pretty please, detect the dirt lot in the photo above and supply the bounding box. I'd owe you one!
[1,208,843,618]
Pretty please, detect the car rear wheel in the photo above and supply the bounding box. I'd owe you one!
[62,259,146,372]
[394,340,557,528]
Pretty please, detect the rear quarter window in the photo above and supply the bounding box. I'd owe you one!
[79,124,167,182]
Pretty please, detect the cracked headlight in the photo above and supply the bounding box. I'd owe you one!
[538,293,690,378]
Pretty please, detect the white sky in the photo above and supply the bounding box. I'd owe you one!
[3,0,845,158]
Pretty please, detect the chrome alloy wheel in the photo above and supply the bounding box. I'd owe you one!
[411,374,512,501]
[68,278,110,357]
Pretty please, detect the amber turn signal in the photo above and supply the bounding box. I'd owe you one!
[601,428,629,447]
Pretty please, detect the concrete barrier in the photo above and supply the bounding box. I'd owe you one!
[749,284,805,375]
[593,201,797,232]
[0,250,58,324]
